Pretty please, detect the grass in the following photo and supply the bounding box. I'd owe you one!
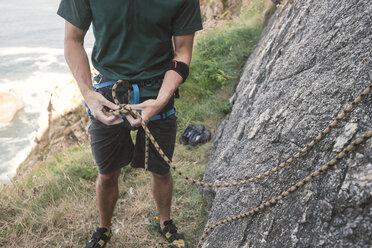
[0,1,265,247]
[0,144,211,247]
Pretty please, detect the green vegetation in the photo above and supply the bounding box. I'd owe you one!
[177,14,262,132]
[0,2,265,247]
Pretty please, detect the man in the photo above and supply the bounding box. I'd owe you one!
[57,1,202,247]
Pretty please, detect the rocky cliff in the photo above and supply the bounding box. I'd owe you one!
[200,0,258,30]
[0,89,23,123]
[202,0,372,247]
[15,80,89,179]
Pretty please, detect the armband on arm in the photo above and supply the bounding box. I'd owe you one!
[166,60,190,83]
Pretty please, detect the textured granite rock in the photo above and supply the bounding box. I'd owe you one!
[201,0,372,247]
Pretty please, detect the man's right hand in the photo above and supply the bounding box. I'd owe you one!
[84,90,124,125]
[63,21,122,126]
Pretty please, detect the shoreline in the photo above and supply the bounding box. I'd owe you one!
[1,79,89,187]
[0,71,74,184]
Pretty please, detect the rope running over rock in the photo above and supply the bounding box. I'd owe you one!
[110,81,371,247]
[110,82,372,188]
[197,131,372,247]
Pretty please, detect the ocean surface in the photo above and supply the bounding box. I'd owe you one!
[0,0,94,184]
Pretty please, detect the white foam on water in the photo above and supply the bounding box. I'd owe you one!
[0,47,92,76]
[0,146,32,184]
[0,136,29,143]
[0,71,73,185]
[1,54,58,68]
[0,122,11,129]
[0,46,92,57]
[0,47,63,56]
[0,46,92,113]
[0,69,70,185]
[1,72,72,111]
[0,45,93,185]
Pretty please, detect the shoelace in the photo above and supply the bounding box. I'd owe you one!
[167,224,185,240]
[87,229,110,248]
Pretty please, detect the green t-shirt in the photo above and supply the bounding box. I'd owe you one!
[57,0,203,81]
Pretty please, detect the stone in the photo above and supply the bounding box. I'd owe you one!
[201,0,372,247]
[0,89,24,123]
[16,79,90,179]
[200,0,255,31]
[333,123,358,152]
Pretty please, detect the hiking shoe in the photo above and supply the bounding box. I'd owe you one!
[189,126,211,147]
[85,227,112,248]
[180,125,196,145]
[186,124,204,146]
[158,220,188,248]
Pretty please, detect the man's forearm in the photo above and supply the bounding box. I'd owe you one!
[155,34,194,110]
[64,39,93,99]
[155,70,183,108]
[64,38,122,125]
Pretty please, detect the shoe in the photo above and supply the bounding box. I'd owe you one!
[85,227,112,248]
[180,125,196,144]
[201,130,212,143]
[184,124,204,146]
[158,220,188,248]
[194,124,205,133]
[189,125,211,147]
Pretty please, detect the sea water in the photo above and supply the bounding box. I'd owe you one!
[0,0,94,184]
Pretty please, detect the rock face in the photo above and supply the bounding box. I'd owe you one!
[202,0,372,247]
[33,79,89,156]
[200,0,255,30]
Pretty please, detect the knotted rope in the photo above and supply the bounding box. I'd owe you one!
[110,82,371,187]
[109,81,372,247]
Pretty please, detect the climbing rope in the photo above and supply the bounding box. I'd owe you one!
[197,131,372,247]
[112,80,150,170]
[111,82,372,188]
[110,81,371,247]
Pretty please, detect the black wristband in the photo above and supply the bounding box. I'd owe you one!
[166,60,190,83]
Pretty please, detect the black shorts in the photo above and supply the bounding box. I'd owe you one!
[89,87,177,175]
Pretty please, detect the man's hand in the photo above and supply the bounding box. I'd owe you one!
[63,21,123,126]
[84,90,123,125]
[125,99,163,127]
[125,33,196,128]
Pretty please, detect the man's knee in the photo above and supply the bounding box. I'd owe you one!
[97,169,121,188]
[152,172,172,182]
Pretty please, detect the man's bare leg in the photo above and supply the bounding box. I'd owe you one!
[96,168,121,230]
[152,172,173,225]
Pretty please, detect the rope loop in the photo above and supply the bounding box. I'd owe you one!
[108,80,372,247]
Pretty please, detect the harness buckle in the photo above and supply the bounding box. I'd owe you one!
[92,74,102,89]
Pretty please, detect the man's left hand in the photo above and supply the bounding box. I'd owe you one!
[126,99,163,127]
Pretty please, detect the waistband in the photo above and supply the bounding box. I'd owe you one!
[94,74,164,87]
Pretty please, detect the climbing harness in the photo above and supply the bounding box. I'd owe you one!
[109,80,372,247]
[84,79,175,122]
[85,78,175,170]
